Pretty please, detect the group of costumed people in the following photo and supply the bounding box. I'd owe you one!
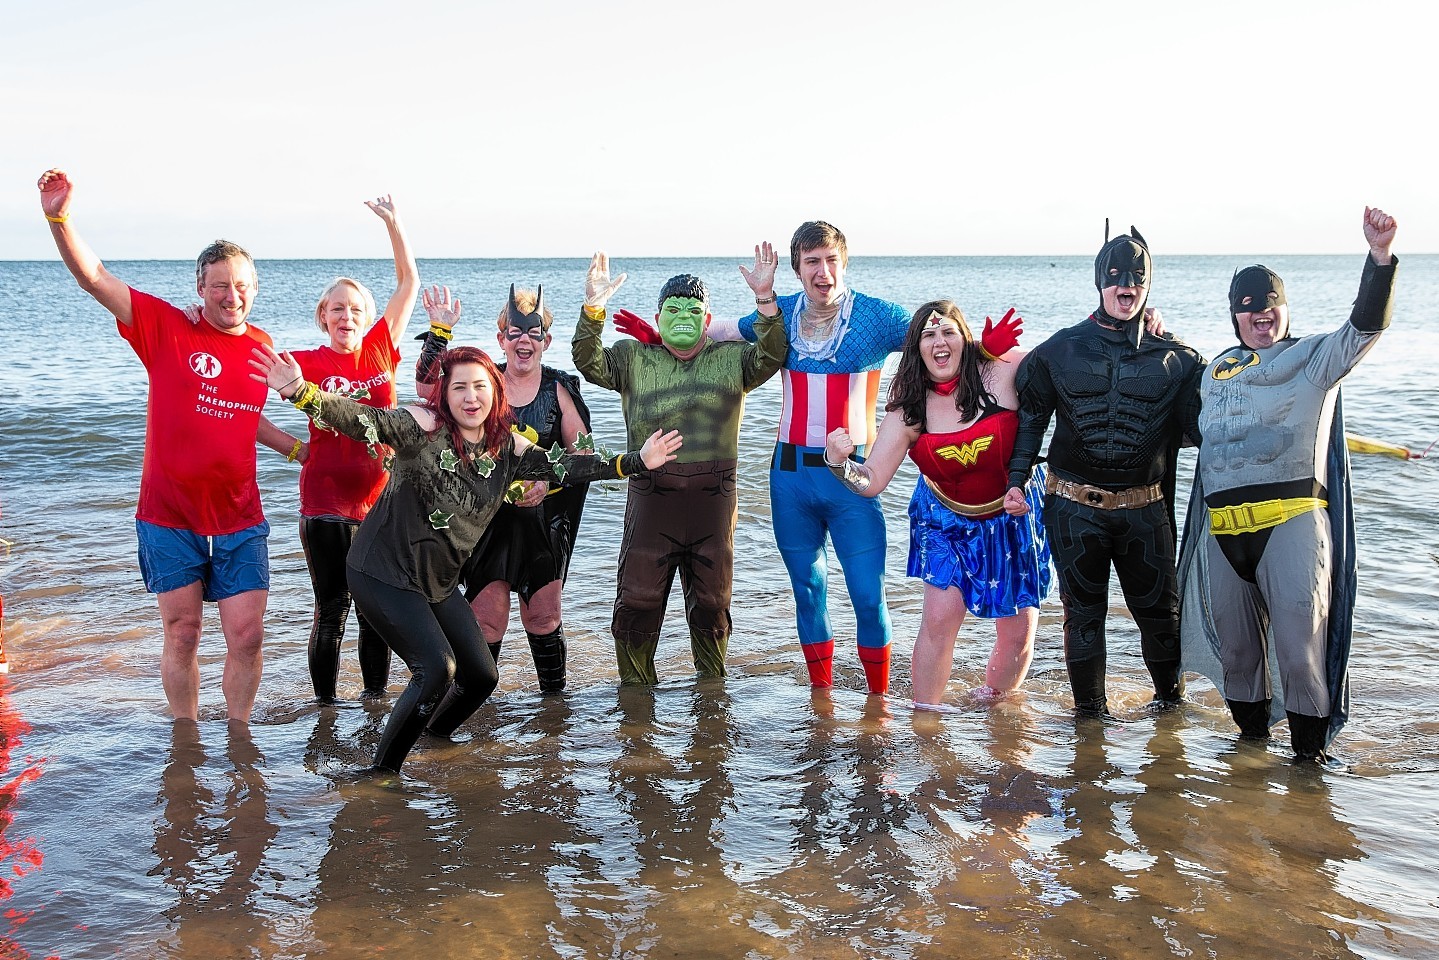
[33,166,1399,774]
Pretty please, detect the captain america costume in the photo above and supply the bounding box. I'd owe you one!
[739,290,910,692]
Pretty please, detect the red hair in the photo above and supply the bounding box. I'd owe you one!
[424,345,513,460]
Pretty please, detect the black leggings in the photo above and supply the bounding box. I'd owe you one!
[1045,496,1182,708]
[347,565,499,772]
[300,517,390,700]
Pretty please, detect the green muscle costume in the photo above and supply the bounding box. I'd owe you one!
[573,305,787,683]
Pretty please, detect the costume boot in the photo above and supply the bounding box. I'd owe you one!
[1226,699,1272,740]
[527,626,567,692]
[802,639,835,688]
[858,644,891,695]
[1287,711,1332,763]
[1147,659,1186,706]
[1067,656,1110,716]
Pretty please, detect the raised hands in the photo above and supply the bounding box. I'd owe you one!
[639,429,684,470]
[1364,206,1397,264]
[249,344,306,397]
[421,285,461,335]
[364,194,399,226]
[37,168,74,221]
[737,241,780,298]
[980,308,1024,361]
[614,309,662,345]
[585,251,627,311]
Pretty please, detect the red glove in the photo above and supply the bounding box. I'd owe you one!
[613,308,662,345]
[980,308,1023,361]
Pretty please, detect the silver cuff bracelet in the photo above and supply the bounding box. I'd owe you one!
[826,455,871,493]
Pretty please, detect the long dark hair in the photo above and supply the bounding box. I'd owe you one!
[423,345,513,460]
[886,300,994,429]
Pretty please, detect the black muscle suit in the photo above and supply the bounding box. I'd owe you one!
[1007,318,1204,714]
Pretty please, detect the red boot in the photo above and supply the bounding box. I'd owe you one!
[858,644,891,695]
[801,639,834,688]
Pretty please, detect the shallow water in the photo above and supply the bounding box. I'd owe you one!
[1,255,1436,958]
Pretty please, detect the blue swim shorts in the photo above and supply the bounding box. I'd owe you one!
[135,519,271,601]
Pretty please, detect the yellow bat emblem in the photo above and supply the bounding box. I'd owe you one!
[1212,352,1261,381]
[936,435,994,466]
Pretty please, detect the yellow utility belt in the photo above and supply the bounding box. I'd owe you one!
[1209,497,1326,535]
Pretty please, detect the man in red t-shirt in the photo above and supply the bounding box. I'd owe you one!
[38,168,273,724]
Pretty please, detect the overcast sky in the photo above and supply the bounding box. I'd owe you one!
[3,0,1430,260]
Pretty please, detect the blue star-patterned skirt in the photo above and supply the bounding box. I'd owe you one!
[905,465,1052,618]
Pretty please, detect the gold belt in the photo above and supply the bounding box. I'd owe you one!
[1044,473,1163,510]
[1209,497,1326,535]
[922,476,1005,518]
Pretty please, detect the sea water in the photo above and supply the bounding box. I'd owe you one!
[0,253,1436,959]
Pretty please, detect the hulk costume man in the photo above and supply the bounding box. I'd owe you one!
[573,253,788,684]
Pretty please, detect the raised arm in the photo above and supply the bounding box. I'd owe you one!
[37,169,133,324]
[572,251,627,391]
[251,344,426,452]
[741,305,789,391]
[1350,206,1398,334]
[414,285,461,401]
[721,240,785,344]
[366,195,419,342]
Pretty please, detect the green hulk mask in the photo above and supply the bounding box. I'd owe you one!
[657,296,710,354]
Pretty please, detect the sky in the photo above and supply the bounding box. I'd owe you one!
[2,0,1433,260]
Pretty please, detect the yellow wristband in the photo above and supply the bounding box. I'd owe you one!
[582,304,606,322]
[45,213,69,224]
[613,454,627,479]
[286,439,303,462]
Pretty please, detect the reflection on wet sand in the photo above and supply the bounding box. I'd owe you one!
[108,677,1414,959]
[1046,712,1374,960]
[151,721,280,956]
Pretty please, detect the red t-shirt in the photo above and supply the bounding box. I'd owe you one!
[118,288,273,535]
[290,321,400,520]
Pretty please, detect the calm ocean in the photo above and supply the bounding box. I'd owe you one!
[0,253,1436,959]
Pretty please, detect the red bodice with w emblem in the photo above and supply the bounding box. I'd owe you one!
[908,407,1019,504]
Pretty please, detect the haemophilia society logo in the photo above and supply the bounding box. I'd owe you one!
[188,352,222,379]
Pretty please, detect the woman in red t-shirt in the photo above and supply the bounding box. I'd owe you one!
[823,301,1052,709]
[261,196,419,703]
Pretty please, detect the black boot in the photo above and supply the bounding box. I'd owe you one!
[1067,656,1110,717]
[1287,711,1331,763]
[527,626,567,692]
[487,637,503,669]
[1227,699,1272,740]
[1147,659,1186,709]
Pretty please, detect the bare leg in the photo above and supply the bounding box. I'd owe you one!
[909,584,968,706]
[157,582,205,721]
[470,582,512,647]
[217,588,267,724]
[986,607,1039,693]
[517,580,563,636]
